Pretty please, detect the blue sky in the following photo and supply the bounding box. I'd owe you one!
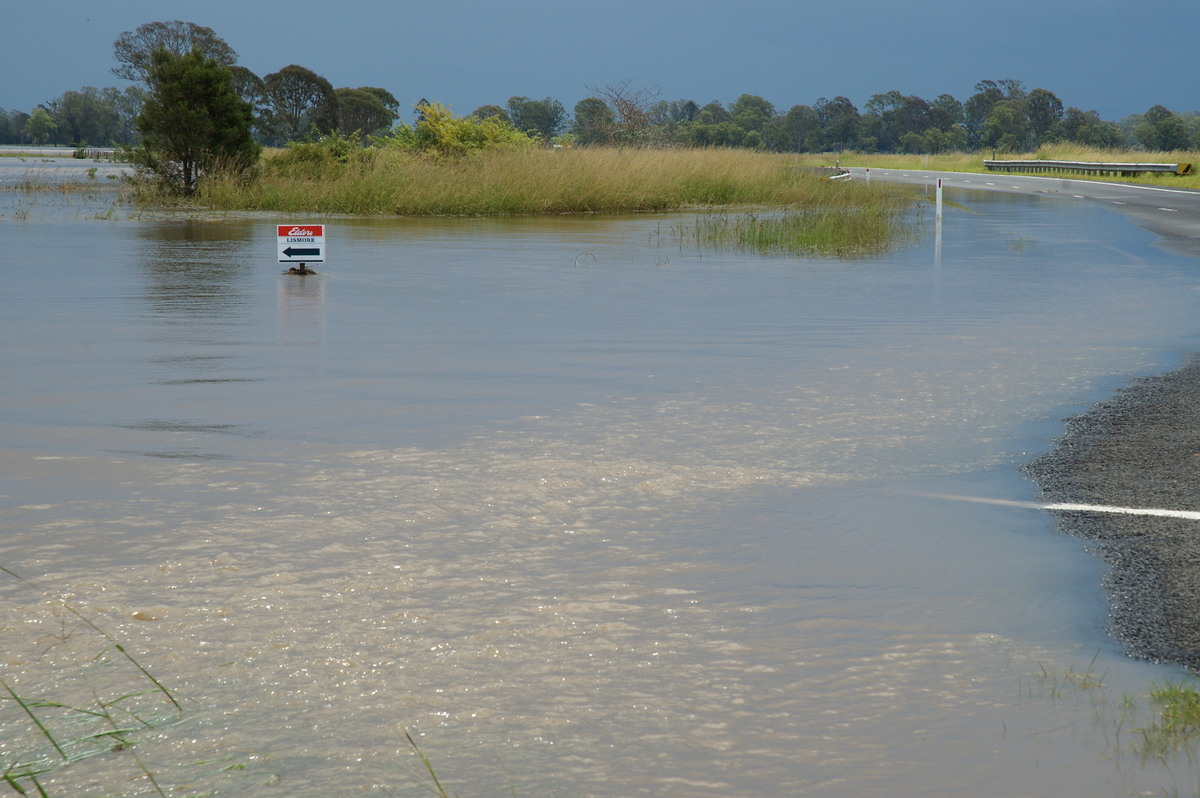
[3,0,1197,122]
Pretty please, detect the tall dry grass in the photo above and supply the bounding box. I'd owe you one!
[822,145,1200,189]
[196,146,915,217]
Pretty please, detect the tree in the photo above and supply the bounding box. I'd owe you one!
[815,96,860,150]
[113,20,237,83]
[571,97,616,145]
[864,91,935,152]
[1052,107,1124,148]
[1025,88,1064,146]
[360,87,400,117]
[1135,105,1192,151]
[932,94,963,126]
[688,120,744,147]
[695,101,732,124]
[9,111,30,144]
[413,98,432,125]
[963,80,1007,148]
[779,104,824,152]
[471,105,511,124]
[135,47,259,194]
[46,87,119,145]
[263,65,338,142]
[730,94,775,135]
[108,86,146,145]
[25,107,56,145]
[506,96,566,141]
[334,87,397,140]
[584,81,661,143]
[648,99,699,125]
[980,100,1028,152]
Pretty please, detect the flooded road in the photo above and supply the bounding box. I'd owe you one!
[4,174,1200,795]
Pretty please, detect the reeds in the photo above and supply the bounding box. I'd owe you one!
[1022,656,1200,773]
[1139,681,1200,760]
[681,198,916,257]
[194,146,918,220]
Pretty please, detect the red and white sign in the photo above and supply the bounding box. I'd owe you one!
[277,223,326,263]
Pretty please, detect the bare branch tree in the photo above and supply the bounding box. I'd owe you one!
[584,80,663,144]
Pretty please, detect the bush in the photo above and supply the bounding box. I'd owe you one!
[376,102,537,158]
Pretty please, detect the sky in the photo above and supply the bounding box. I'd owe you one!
[3,0,1198,123]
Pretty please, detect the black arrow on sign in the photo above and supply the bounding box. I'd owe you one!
[283,247,321,257]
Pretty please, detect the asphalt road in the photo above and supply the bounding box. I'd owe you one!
[850,166,1200,668]
[847,166,1200,258]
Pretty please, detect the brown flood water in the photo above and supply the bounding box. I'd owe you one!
[4,172,1200,795]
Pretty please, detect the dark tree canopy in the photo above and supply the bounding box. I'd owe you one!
[335,87,398,140]
[360,87,400,116]
[506,96,567,141]
[135,47,259,193]
[571,97,616,144]
[45,87,119,145]
[471,105,511,124]
[1135,104,1193,151]
[263,65,338,142]
[15,29,1187,157]
[113,20,237,83]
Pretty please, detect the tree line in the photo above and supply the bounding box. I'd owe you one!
[3,20,1197,179]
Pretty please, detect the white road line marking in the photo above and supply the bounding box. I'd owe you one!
[915,492,1200,520]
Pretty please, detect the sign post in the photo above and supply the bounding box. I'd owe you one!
[277,224,326,269]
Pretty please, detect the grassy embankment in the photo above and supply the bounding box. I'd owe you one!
[186,146,919,256]
[809,144,1200,189]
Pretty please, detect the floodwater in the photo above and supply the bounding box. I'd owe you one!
[4,167,1200,796]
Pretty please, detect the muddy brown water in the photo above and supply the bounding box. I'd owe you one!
[4,169,1200,795]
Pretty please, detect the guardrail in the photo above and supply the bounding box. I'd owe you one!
[74,147,120,160]
[984,159,1194,176]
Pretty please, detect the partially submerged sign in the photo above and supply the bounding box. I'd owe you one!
[277,223,325,263]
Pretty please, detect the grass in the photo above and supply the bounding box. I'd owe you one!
[1023,655,1200,771]
[1140,681,1200,760]
[183,146,916,217]
[404,729,456,798]
[819,143,1200,190]
[142,146,919,257]
[679,200,917,256]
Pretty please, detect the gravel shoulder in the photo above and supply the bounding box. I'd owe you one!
[1024,357,1200,668]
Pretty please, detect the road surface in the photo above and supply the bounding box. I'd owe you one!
[847,165,1200,258]
[852,165,1200,668]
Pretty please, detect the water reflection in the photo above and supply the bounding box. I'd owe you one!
[277,273,325,346]
[135,220,254,323]
[130,220,263,457]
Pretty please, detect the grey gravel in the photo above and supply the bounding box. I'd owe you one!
[1024,356,1200,668]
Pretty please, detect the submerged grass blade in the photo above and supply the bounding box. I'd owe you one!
[0,677,67,762]
[0,565,181,711]
[404,729,454,798]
